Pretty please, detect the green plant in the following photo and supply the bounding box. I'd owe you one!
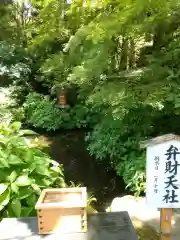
[3,0,180,201]
[66,181,82,188]
[86,107,151,196]
[23,92,64,131]
[23,92,102,131]
[117,154,146,197]
[86,195,97,213]
[0,121,66,218]
[126,171,146,197]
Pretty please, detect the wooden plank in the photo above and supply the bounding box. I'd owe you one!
[35,189,47,209]
[37,207,87,234]
[35,187,87,209]
[160,208,172,240]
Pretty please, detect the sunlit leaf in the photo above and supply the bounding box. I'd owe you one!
[8,155,24,165]
[0,183,8,195]
[10,199,21,217]
[10,122,21,131]
[18,187,33,199]
[0,189,10,211]
[11,182,19,194]
[16,175,32,186]
[8,171,17,183]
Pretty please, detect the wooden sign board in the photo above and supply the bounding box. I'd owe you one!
[35,187,87,235]
[141,134,180,240]
[144,134,180,208]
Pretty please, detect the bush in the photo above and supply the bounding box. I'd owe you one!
[0,121,66,218]
[86,106,154,196]
[23,92,102,131]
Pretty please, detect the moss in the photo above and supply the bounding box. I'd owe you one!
[132,219,159,240]
[136,226,159,240]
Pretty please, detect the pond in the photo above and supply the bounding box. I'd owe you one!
[40,129,129,212]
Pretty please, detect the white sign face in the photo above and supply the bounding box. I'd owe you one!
[146,140,180,208]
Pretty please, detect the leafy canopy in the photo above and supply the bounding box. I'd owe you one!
[2,0,180,195]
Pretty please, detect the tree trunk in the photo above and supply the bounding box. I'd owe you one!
[129,37,136,69]
[120,36,128,70]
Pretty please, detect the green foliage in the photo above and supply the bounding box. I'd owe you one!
[0,121,65,217]
[86,105,156,195]
[3,0,180,198]
[0,41,32,107]
[66,181,82,188]
[0,42,30,84]
[23,92,102,131]
[86,195,98,214]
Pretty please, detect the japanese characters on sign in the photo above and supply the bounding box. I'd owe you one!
[162,145,180,204]
[146,140,180,208]
[154,156,160,194]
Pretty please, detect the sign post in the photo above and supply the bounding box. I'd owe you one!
[160,208,172,240]
[141,134,180,240]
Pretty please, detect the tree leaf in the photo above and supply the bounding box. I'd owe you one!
[50,161,64,176]
[26,194,37,206]
[0,171,10,181]
[174,102,180,108]
[10,199,21,217]
[8,171,17,183]
[24,150,34,163]
[29,162,37,173]
[11,182,19,194]
[0,163,6,168]
[18,187,33,199]
[16,175,32,186]
[0,136,9,146]
[10,122,21,131]
[21,207,34,217]
[35,177,51,187]
[19,129,37,136]
[31,184,41,195]
[0,183,8,195]
[0,189,10,211]
[8,154,24,165]
[6,205,15,217]
[35,165,50,176]
[0,151,9,167]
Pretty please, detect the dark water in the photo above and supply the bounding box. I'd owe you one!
[41,129,128,212]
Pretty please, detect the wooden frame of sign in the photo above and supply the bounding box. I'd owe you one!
[140,134,180,240]
[35,187,87,235]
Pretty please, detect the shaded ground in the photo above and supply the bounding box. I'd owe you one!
[133,221,159,240]
[42,129,128,212]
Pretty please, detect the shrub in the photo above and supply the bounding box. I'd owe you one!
[86,106,154,196]
[23,93,64,131]
[23,92,102,131]
[0,121,66,218]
